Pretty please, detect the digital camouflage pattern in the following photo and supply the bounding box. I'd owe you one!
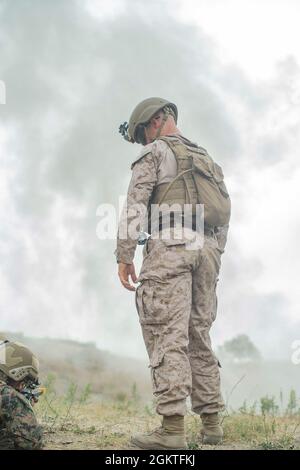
[115,136,194,263]
[115,137,229,264]
[0,380,43,450]
[136,227,225,416]
[116,135,229,417]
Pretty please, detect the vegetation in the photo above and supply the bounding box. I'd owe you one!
[36,375,300,450]
[218,334,261,362]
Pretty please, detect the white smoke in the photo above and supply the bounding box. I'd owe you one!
[0,0,299,361]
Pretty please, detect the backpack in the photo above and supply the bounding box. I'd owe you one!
[151,135,231,227]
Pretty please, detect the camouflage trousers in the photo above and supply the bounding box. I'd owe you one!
[135,227,225,416]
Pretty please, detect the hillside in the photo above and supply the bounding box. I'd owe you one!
[1,331,151,402]
[2,331,300,450]
[1,332,300,411]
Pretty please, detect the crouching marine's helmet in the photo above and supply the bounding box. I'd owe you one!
[0,339,39,383]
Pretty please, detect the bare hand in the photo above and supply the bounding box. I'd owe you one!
[118,262,138,291]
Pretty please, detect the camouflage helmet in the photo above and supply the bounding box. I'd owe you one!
[0,340,39,383]
[119,97,178,144]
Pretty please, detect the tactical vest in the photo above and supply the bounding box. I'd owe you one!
[148,135,231,230]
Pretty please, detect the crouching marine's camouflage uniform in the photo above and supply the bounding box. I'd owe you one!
[0,340,43,450]
[116,98,231,447]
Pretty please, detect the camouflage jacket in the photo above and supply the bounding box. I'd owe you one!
[114,136,229,264]
[0,380,43,450]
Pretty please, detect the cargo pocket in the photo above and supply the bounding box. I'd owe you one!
[135,280,170,325]
[149,348,168,395]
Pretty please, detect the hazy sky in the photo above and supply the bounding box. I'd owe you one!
[0,0,299,361]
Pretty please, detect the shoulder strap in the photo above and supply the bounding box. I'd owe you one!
[159,135,208,155]
[158,136,187,158]
[154,136,194,206]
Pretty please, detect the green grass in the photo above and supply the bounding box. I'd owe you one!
[35,378,300,450]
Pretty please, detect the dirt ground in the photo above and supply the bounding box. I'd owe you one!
[38,402,300,451]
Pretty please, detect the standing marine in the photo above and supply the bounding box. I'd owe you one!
[0,339,44,450]
[115,97,231,449]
